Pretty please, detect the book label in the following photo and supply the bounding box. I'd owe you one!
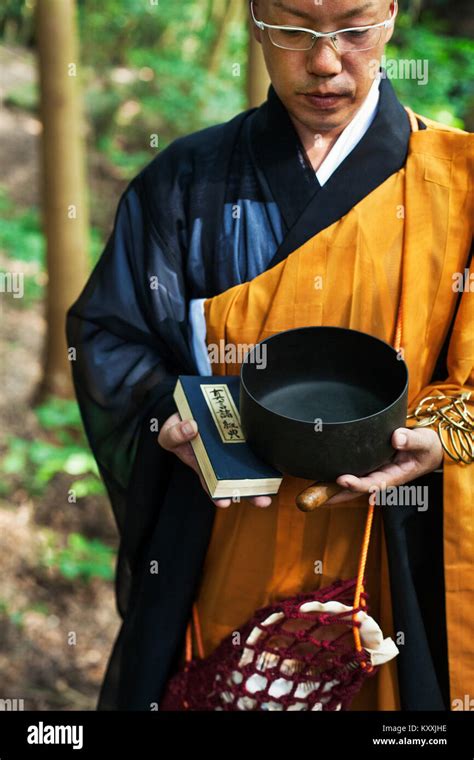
[201,384,245,444]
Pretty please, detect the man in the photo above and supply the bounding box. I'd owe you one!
[66,0,473,710]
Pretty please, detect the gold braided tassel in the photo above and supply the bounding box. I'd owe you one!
[407,392,474,464]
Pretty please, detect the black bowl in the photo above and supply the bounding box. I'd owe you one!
[239,326,408,481]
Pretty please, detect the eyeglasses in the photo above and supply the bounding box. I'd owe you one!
[250,1,396,54]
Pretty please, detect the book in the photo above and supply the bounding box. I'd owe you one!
[173,375,283,499]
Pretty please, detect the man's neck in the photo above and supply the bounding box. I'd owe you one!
[296,126,345,173]
[288,80,381,173]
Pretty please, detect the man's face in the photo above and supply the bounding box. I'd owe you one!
[252,0,396,135]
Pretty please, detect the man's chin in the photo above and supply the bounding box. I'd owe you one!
[292,98,357,135]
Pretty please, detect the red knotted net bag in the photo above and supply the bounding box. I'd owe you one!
[161,507,399,711]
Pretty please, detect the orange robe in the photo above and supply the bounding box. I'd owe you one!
[190,114,473,709]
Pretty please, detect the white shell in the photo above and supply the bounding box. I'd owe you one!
[246,626,263,645]
[261,701,283,711]
[298,599,399,665]
[236,696,257,710]
[261,612,286,627]
[238,647,255,667]
[322,679,339,693]
[268,677,293,698]
[255,651,280,671]
[245,674,268,693]
[300,600,352,614]
[280,658,299,676]
[294,681,320,698]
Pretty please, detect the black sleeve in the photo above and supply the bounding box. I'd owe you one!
[66,173,197,538]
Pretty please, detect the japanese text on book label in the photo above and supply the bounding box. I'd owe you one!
[201,385,245,444]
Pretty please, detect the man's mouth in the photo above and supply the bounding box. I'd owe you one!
[301,91,348,109]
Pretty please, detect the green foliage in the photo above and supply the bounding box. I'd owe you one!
[388,13,474,128]
[0,186,44,307]
[0,0,34,45]
[2,435,100,495]
[4,80,38,112]
[96,134,151,179]
[39,531,114,582]
[0,188,44,264]
[78,0,168,68]
[0,599,24,628]
[70,476,107,498]
[0,599,49,628]
[78,0,246,174]
[0,397,104,498]
[35,396,83,430]
[0,186,105,299]
[89,225,105,266]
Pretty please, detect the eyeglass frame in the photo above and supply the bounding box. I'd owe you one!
[249,0,397,53]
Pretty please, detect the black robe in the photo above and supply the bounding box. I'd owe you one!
[66,78,454,711]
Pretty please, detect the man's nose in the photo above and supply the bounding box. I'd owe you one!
[305,37,343,77]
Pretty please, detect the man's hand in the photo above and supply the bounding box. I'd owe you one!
[326,427,443,505]
[157,412,272,509]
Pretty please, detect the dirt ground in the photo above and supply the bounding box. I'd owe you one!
[0,43,129,710]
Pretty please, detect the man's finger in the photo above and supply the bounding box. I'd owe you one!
[213,498,232,508]
[196,471,232,509]
[158,418,198,450]
[392,426,436,452]
[158,411,181,434]
[250,495,272,508]
[158,418,272,509]
[323,489,366,506]
[336,458,417,493]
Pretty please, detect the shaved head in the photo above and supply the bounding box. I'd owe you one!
[251,0,397,142]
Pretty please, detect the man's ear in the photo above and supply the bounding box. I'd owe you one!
[253,26,263,45]
[384,0,398,45]
[250,0,263,44]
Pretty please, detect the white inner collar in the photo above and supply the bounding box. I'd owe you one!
[315,78,381,186]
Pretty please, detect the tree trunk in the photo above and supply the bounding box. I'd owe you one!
[247,17,270,108]
[35,0,89,401]
[207,0,244,76]
[408,0,423,22]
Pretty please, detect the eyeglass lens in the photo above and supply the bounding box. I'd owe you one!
[268,26,384,53]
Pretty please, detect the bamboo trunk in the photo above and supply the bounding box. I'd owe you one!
[36,0,89,399]
[247,13,270,108]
